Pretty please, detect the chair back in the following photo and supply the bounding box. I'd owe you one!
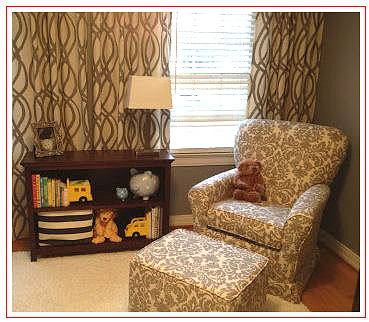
[234,119,348,206]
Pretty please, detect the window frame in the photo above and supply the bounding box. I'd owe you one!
[171,147,235,167]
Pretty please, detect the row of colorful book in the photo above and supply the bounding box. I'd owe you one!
[31,174,69,208]
[146,206,163,239]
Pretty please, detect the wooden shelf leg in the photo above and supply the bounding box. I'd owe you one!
[30,251,37,262]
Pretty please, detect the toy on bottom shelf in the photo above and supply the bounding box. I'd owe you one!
[92,208,122,244]
[124,213,150,238]
[67,178,93,203]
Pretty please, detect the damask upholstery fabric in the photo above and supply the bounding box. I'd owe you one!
[208,199,291,249]
[188,168,237,230]
[129,229,269,312]
[234,119,348,207]
[188,119,348,303]
[247,12,324,122]
[12,12,171,239]
[201,226,320,304]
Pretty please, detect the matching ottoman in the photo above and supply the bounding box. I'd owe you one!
[128,229,269,312]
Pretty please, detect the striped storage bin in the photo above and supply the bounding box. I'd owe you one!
[37,210,94,246]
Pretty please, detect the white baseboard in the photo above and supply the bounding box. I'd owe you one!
[319,229,360,271]
[169,214,360,271]
[169,214,193,227]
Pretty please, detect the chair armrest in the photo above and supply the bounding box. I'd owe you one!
[188,168,237,231]
[288,184,331,221]
[279,184,330,281]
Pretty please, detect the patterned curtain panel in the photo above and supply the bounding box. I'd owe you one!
[247,12,324,122]
[12,12,171,239]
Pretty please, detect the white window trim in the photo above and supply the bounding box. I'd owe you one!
[171,147,235,167]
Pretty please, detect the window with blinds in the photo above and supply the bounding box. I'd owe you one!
[170,11,256,150]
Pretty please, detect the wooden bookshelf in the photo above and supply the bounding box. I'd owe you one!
[21,150,174,262]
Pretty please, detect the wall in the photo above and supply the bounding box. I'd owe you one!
[314,12,360,255]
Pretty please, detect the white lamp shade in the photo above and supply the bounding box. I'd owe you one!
[125,75,172,109]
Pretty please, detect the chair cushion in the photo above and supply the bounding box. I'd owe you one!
[207,199,291,250]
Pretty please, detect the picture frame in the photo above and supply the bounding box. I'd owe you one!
[31,121,64,157]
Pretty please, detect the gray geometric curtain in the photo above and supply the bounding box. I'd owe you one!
[12,12,171,239]
[247,12,324,122]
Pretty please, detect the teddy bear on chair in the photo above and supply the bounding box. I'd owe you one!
[92,208,122,244]
[232,158,266,203]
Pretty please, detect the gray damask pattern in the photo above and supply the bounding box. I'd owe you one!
[208,199,291,249]
[188,119,348,303]
[12,12,171,239]
[129,229,269,312]
[188,168,237,230]
[234,119,348,207]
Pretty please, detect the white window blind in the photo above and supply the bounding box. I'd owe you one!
[170,11,256,149]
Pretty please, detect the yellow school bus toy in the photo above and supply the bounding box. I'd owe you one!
[67,178,93,203]
[124,213,149,238]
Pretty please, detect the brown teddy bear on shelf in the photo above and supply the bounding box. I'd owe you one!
[232,158,266,203]
[92,208,122,244]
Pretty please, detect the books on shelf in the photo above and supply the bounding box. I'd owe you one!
[146,206,163,239]
[31,174,69,208]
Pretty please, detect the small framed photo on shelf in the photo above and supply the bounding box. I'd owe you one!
[31,121,64,157]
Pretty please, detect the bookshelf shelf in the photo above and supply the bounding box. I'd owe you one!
[37,237,154,258]
[21,150,174,262]
[32,198,165,212]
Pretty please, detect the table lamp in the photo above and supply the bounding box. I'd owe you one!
[125,75,172,156]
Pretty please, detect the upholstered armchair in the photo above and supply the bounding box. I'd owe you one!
[188,119,348,303]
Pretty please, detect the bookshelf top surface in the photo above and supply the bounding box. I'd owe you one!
[21,150,174,169]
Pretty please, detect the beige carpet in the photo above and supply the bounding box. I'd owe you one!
[12,251,310,313]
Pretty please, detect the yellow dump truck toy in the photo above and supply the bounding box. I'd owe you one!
[67,179,93,203]
[124,213,150,238]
